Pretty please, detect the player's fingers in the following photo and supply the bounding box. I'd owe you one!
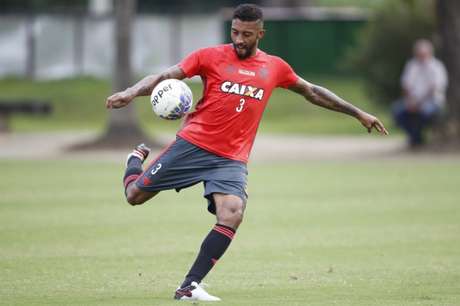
[106,94,119,108]
[110,102,121,109]
[373,122,382,132]
[105,99,112,109]
[381,125,389,135]
[376,121,389,135]
[106,96,127,109]
[374,121,389,135]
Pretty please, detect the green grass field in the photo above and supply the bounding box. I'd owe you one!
[1,159,459,305]
[0,76,393,135]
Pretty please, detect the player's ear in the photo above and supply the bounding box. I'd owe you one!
[258,29,265,40]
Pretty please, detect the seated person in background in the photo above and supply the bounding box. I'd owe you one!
[393,39,448,147]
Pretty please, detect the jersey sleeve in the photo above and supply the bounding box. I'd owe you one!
[276,57,299,88]
[178,49,205,78]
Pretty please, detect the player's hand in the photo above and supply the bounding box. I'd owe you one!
[105,90,135,109]
[358,111,389,135]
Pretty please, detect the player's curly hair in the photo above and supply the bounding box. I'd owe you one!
[233,4,263,22]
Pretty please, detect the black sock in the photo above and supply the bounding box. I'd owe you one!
[181,224,236,288]
[123,157,143,194]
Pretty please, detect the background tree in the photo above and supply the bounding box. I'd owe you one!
[348,0,435,106]
[100,0,148,148]
[437,0,460,144]
[71,0,154,150]
[72,0,151,150]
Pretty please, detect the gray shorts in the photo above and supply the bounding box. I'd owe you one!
[135,136,248,214]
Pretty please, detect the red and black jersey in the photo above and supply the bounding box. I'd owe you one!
[178,44,298,163]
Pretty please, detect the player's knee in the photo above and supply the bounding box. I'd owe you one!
[126,193,143,206]
[126,187,159,206]
[232,208,244,227]
[217,199,245,228]
[125,188,145,206]
[226,207,244,225]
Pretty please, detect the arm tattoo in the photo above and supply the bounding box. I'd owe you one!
[132,75,161,96]
[303,85,361,118]
[128,68,181,97]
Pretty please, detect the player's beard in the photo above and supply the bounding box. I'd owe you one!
[233,42,256,59]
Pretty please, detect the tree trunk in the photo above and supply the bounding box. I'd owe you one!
[436,0,460,145]
[25,15,36,79]
[103,0,148,147]
[74,0,153,150]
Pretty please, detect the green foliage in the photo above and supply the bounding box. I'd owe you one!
[1,159,460,305]
[347,0,436,105]
[0,77,111,131]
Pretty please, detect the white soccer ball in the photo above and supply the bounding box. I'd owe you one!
[150,79,193,120]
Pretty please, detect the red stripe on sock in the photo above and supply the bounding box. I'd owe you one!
[213,225,235,240]
[134,149,146,158]
[124,174,140,188]
[211,258,218,265]
[214,224,235,235]
[213,226,233,239]
[131,151,144,160]
[214,225,235,237]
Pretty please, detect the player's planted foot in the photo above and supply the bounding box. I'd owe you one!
[174,281,221,301]
[126,143,151,165]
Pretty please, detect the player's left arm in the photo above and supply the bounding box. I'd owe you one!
[106,65,186,109]
[289,77,389,135]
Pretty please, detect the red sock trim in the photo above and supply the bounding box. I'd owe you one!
[211,258,218,265]
[130,151,144,160]
[213,225,235,240]
[134,149,147,159]
[124,174,140,188]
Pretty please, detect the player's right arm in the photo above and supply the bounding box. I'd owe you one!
[105,65,186,109]
[290,77,388,135]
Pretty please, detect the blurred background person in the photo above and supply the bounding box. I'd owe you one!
[392,39,448,148]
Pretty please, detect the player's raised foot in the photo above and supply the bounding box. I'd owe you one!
[174,282,221,301]
[126,143,151,165]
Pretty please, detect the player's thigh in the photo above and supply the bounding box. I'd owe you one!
[135,137,204,193]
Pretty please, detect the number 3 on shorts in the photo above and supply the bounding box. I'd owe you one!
[236,98,245,112]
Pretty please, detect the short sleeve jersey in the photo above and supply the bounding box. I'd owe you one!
[178,44,298,163]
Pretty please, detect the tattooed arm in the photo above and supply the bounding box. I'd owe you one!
[289,77,388,135]
[106,65,186,109]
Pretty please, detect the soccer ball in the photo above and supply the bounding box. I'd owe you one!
[150,79,193,120]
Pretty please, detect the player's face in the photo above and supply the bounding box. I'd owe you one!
[231,19,265,59]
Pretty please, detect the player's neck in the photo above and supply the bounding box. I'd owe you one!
[248,48,259,58]
[233,47,259,61]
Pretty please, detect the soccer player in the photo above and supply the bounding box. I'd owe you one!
[106,3,388,301]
